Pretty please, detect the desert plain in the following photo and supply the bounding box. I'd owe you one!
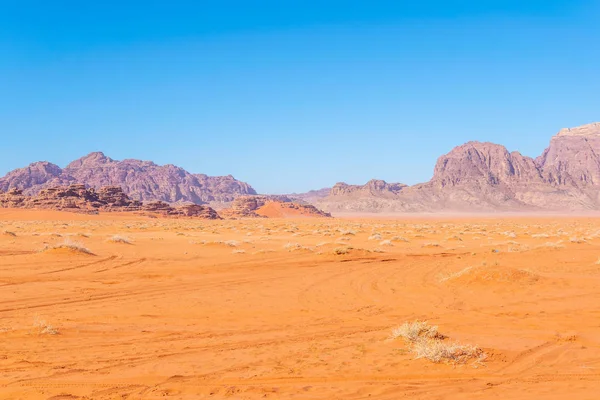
[1,209,600,399]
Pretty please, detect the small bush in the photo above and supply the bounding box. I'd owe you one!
[413,339,484,364]
[390,321,442,342]
[108,235,132,244]
[33,316,59,335]
[390,320,484,365]
[46,239,94,255]
[333,247,350,255]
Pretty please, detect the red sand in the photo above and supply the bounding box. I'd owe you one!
[1,209,600,399]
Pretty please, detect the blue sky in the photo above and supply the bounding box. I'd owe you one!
[1,1,599,193]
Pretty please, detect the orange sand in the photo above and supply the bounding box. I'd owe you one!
[1,209,600,399]
[255,202,324,218]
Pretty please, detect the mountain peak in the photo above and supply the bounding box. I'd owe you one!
[66,151,114,169]
[557,122,600,137]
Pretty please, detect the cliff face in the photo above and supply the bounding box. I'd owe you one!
[316,123,600,213]
[0,152,256,204]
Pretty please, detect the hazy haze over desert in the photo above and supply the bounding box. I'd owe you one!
[3,1,600,399]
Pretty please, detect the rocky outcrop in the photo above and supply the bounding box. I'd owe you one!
[0,152,256,204]
[0,184,221,218]
[220,195,331,218]
[330,180,407,198]
[141,201,221,219]
[0,184,142,212]
[316,123,600,213]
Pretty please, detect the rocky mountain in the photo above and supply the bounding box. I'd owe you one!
[315,123,600,213]
[0,184,221,218]
[287,187,331,204]
[0,152,256,204]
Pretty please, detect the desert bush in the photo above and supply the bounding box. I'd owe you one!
[333,247,351,255]
[46,239,94,255]
[108,235,132,244]
[33,316,59,335]
[390,321,442,342]
[390,320,484,365]
[412,339,483,364]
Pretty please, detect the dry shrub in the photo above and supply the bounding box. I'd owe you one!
[390,321,484,365]
[333,247,351,255]
[33,316,59,335]
[413,339,484,364]
[369,233,382,241]
[108,235,132,244]
[45,239,94,255]
[390,321,442,342]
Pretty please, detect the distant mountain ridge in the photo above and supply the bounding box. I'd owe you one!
[5,123,600,213]
[314,122,600,212]
[0,152,256,205]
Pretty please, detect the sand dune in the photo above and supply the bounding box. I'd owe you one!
[1,209,600,399]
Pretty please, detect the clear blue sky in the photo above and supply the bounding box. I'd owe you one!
[1,1,599,193]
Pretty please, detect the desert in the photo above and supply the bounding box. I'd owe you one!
[4,2,600,399]
[2,209,600,399]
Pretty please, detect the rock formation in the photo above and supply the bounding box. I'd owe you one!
[0,184,221,219]
[0,152,256,204]
[220,195,331,218]
[316,123,600,213]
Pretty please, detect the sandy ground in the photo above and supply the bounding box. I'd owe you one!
[1,209,600,399]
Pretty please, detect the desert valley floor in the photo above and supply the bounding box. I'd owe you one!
[1,209,600,399]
